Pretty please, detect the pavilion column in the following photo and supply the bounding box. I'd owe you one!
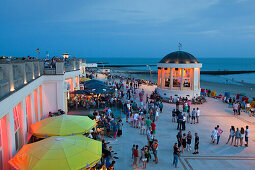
[170,68,173,90]
[180,68,184,90]
[160,68,163,88]
[192,68,195,90]
[162,68,165,88]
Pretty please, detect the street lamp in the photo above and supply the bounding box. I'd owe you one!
[146,65,152,82]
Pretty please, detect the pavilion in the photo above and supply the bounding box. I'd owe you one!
[156,51,202,99]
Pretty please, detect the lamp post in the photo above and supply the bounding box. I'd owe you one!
[147,65,152,82]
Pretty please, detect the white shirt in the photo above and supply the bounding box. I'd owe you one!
[196,110,200,116]
[134,114,139,120]
[245,129,249,137]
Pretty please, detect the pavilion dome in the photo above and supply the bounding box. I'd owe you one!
[159,51,199,64]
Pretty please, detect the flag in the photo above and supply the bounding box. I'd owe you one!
[35,48,40,52]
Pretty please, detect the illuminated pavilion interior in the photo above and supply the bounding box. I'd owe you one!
[156,51,202,99]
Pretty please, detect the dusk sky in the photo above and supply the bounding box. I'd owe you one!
[0,0,255,58]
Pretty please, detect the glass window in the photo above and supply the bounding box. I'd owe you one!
[183,79,191,87]
[13,106,20,132]
[165,78,170,87]
[183,68,192,88]
[173,68,181,88]
[173,79,181,87]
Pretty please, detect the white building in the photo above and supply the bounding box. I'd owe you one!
[0,58,82,170]
[156,51,202,99]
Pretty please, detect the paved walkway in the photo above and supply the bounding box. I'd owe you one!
[79,75,255,169]
[106,85,255,170]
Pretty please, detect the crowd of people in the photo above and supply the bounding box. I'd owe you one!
[225,125,249,147]
[78,71,253,169]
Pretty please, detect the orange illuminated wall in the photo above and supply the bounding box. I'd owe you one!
[65,78,73,91]
[13,103,23,151]
[33,89,38,122]
[0,116,9,170]
[158,68,161,87]
[75,76,79,89]
[25,95,32,134]
[39,86,43,120]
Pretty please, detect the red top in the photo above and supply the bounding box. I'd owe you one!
[133,149,139,157]
[151,122,156,130]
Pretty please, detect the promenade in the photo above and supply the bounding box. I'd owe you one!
[109,84,255,170]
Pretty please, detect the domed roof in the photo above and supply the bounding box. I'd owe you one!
[159,51,199,64]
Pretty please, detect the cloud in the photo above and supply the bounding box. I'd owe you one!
[54,0,220,24]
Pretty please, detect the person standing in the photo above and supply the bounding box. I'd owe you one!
[177,131,182,148]
[216,125,223,144]
[211,127,218,144]
[182,133,187,153]
[187,131,192,151]
[240,127,245,146]
[132,145,139,169]
[188,100,191,113]
[172,109,176,122]
[245,126,249,147]
[238,102,241,115]
[140,118,146,135]
[233,103,238,115]
[159,101,163,113]
[176,100,180,110]
[226,126,235,145]
[151,120,156,135]
[182,113,186,131]
[234,128,241,147]
[177,112,183,130]
[152,140,159,164]
[191,108,196,124]
[193,133,199,154]
[145,116,152,130]
[141,147,147,169]
[196,107,200,123]
[173,143,180,168]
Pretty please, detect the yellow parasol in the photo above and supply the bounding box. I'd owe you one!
[9,135,102,170]
[31,115,96,138]
[80,77,91,81]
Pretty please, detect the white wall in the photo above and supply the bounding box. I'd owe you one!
[42,83,57,115]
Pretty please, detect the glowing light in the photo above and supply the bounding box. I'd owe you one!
[10,87,15,92]
[24,80,27,84]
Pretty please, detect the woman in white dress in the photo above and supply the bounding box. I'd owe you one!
[211,127,218,144]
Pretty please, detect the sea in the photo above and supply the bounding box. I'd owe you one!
[86,58,255,85]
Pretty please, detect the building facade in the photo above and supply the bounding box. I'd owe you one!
[0,58,83,170]
[156,51,202,99]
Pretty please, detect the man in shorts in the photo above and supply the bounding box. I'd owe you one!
[191,108,196,124]
[193,133,199,154]
[245,126,249,147]
[196,107,200,123]
[145,116,152,130]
